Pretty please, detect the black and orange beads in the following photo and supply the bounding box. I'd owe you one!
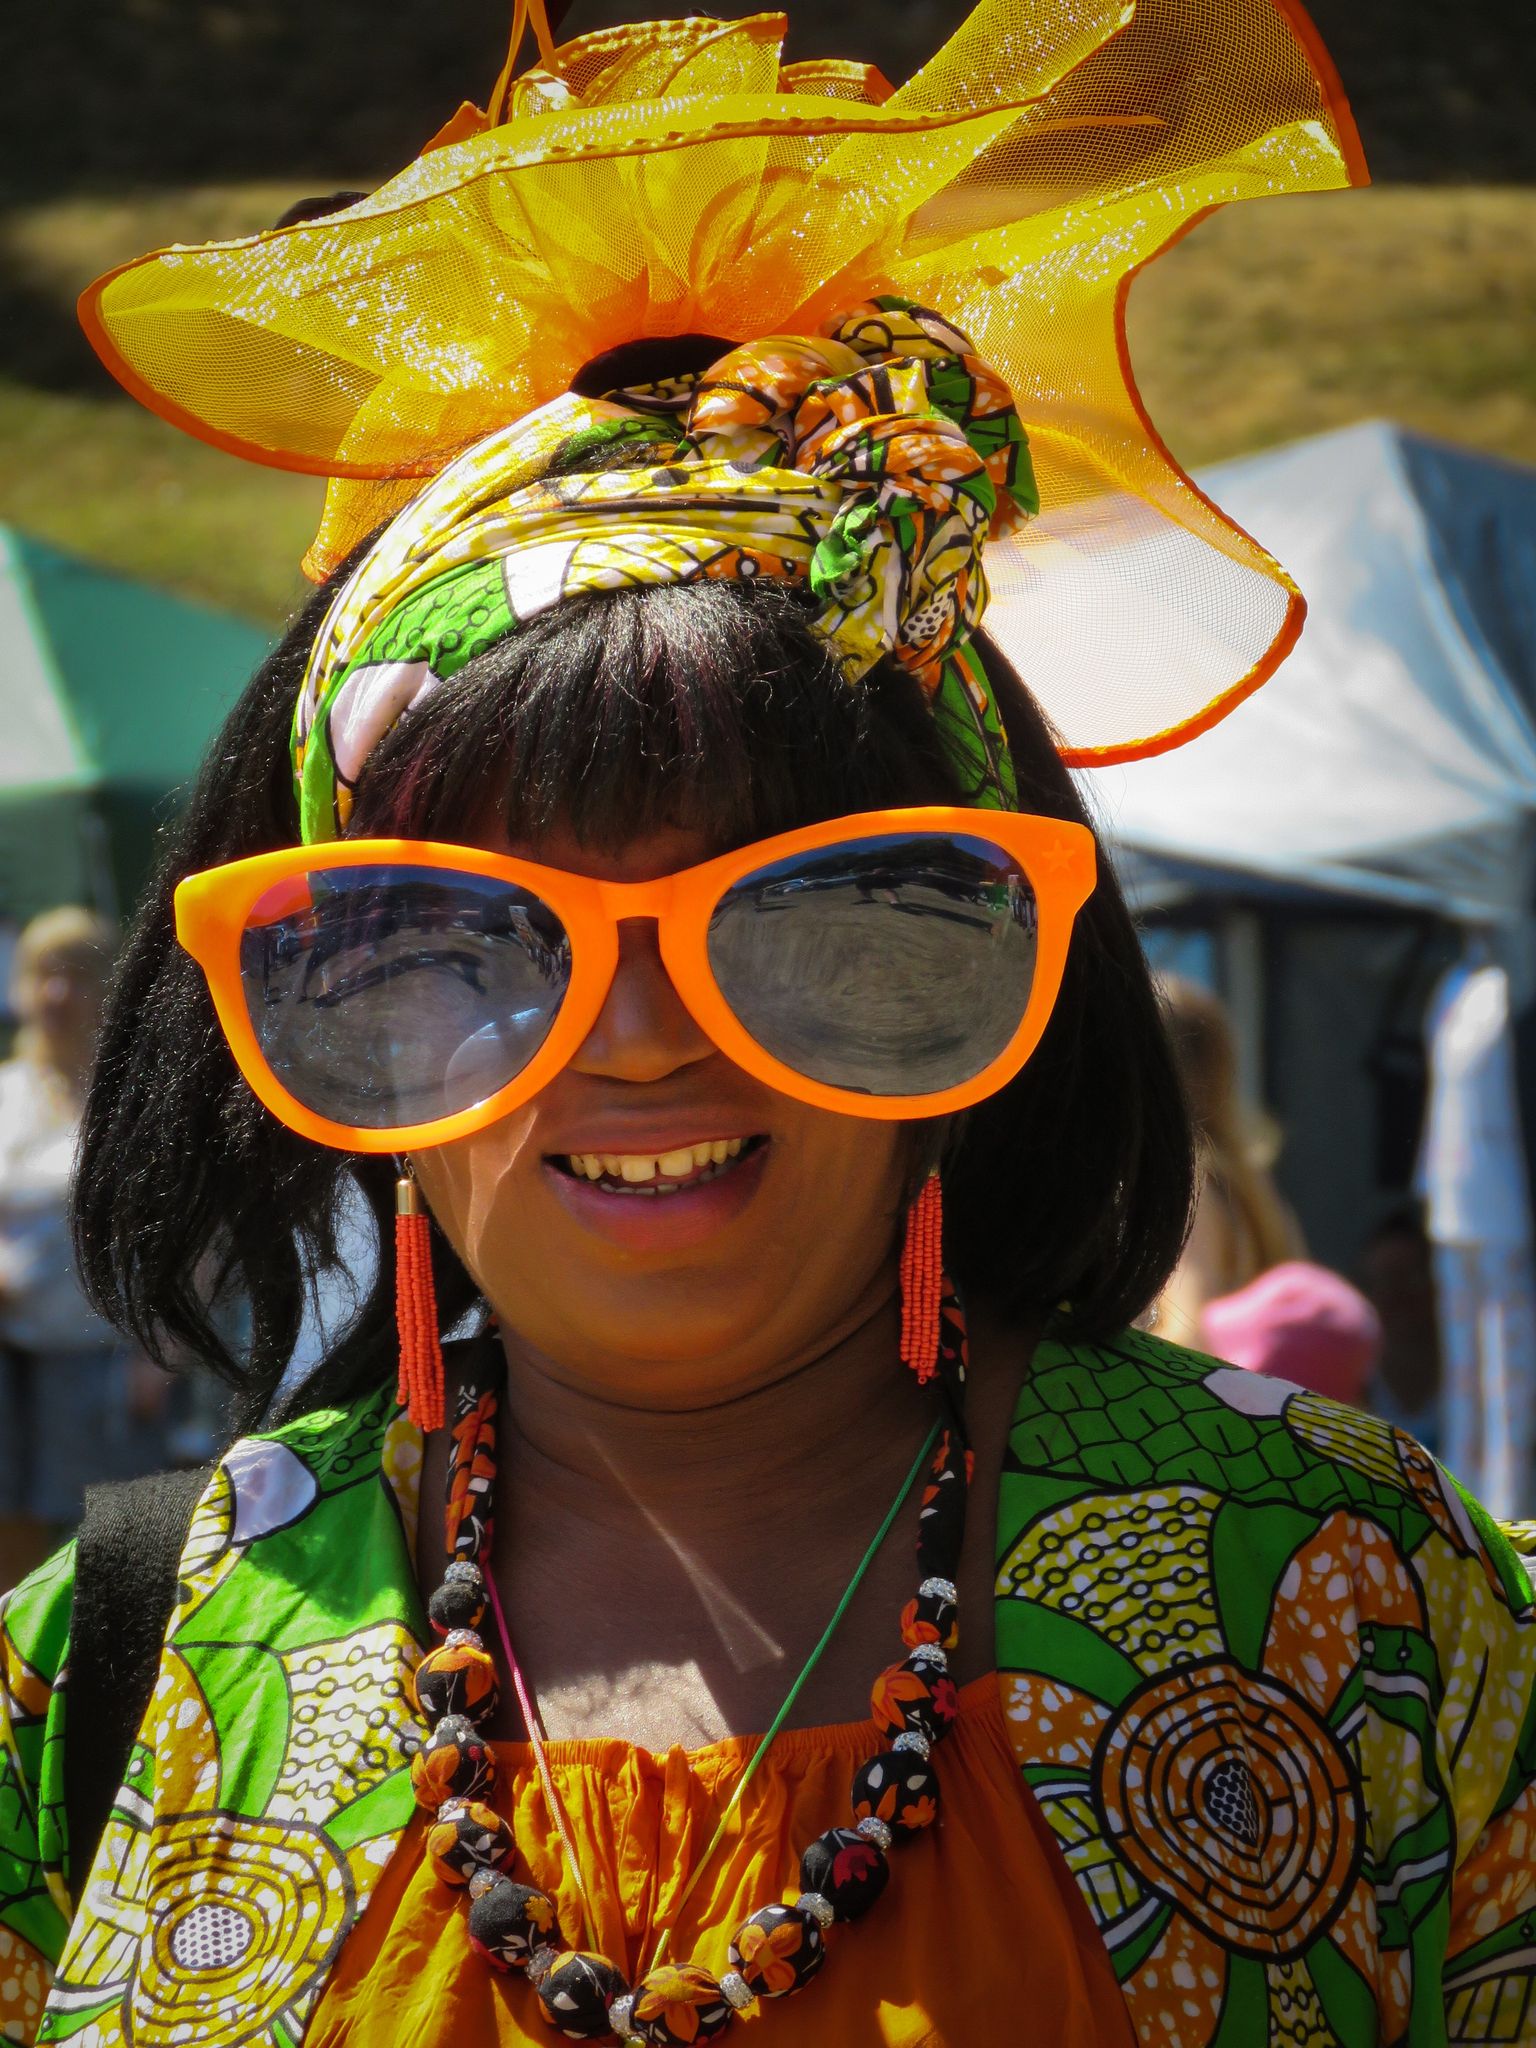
[409,1293,971,2044]
[409,1360,567,1998]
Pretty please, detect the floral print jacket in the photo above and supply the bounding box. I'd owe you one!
[1,1328,1533,2047]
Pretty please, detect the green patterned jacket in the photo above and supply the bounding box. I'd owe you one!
[2,1329,1533,2047]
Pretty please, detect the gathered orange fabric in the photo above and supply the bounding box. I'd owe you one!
[310,1676,1133,2045]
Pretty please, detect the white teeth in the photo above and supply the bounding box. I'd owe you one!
[564,1138,754,1188]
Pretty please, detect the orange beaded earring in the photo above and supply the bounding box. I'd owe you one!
[899,1169,944,1386]
[395,1163,445,1430]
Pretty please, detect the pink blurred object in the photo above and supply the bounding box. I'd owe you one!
[1203,1261,1383,1404]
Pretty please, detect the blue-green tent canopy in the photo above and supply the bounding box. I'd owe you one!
[1081,422,1536,923]
[0,528,272,921]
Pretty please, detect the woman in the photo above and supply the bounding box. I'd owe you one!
[1156,976,1394,1418]
[0,908,161,1586]
[1153,973,1305,1349]
[2,6,1531,2047]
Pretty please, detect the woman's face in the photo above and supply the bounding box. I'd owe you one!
[411,822,910,1401]
[15,945,109,1052]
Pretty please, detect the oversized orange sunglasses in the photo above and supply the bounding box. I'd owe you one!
[174,806,1096,1153]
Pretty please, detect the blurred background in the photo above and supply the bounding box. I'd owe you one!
[0,0,1532,1565]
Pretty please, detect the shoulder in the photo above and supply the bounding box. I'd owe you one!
[202,1379,419,1558]
[0,1543,76,1984]
[1,1541,76,1711]
[995,1357,1536,2048]
[1000,1327,1535,1802]
[246,1378,408,1479]
[12,1396,426,2040]
[1011,1324,1525,1582]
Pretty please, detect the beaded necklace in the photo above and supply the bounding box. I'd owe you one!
[408,1290,971,2044]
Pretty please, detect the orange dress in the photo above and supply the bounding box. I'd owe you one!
[311,1676,1132,2046]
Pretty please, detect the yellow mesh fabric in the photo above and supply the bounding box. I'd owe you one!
[79,1,1365,763]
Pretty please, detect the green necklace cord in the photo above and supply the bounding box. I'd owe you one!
[646,1415,942,1968]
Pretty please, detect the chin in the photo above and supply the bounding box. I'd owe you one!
[509,1271,786,1382]
[575,1302,774,1373]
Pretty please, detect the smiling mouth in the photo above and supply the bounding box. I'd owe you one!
[549,1135,767,1195]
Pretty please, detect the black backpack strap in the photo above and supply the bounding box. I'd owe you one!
[66,1466,212,1893]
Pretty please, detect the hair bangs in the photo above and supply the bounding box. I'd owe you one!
[346,580,962,853]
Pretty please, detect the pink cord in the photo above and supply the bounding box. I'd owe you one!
[484,1568,600,1952]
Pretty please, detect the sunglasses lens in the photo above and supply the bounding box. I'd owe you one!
[238,866,571,1129]
[707,832,1038,1097]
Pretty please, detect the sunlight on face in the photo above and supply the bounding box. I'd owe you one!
[412,824,911,1404]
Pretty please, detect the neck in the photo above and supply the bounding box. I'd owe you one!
[454,1288,1033,1742]
[497,1279,931,1541]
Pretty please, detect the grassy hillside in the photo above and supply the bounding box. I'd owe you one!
[1,183,1532,625]
[1127,186,1536,469]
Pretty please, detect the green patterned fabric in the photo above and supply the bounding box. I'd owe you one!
[1,1331,1533,2047]
[0,1393,426,2048]
[998,1330,1536,2047]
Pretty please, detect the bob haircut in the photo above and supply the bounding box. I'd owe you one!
[74,555,1194,1429]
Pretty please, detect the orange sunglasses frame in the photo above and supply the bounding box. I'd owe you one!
[174,805,1097,1154]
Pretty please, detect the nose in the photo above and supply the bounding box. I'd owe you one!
[567,919,715,1085]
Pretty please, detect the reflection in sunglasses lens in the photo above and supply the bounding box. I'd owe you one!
[239,867,571,1128]
[707,834,1038,1094]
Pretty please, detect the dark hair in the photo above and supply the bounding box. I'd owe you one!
[74,573,1193,1427]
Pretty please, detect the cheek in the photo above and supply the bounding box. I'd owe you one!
[411,1112,545,1290]
[761,1115,908,1253]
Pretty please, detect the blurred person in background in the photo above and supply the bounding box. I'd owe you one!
[1357,1200,1442,1451]
[1203,1259,1381,1406]
[0,908,164,1587]
[1156,975,1394,1423]
[1419,936,1536,1517]
[1153,972,1304,1347]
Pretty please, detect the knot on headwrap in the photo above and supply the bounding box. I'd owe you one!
[293,298,1037,842]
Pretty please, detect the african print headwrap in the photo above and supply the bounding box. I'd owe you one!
[291,299,1037,842]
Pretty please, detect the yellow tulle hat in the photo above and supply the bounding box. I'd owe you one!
[79,0,1366,765]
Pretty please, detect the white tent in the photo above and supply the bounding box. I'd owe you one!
[1078,421,1536,924]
